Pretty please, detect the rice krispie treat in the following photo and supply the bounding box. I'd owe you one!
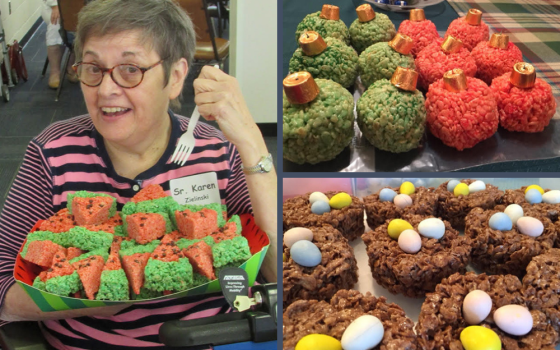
[362,214,471,298]
[283,225,358,308]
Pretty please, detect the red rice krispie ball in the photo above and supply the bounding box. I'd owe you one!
[426,76,499,150]
[471,41,523,85]
[415,38,477,91]
[490,72,557,132]
[445,17,489,51]
[398,19,440,58]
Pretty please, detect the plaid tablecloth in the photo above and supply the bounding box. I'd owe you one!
[446,0,560,117]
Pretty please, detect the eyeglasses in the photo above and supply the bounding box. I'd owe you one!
[72,60,164,88]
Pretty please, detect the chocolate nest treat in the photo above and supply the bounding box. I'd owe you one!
[416,272,559,350]
[283,225,358,308]
[498,186,560,222]
[283,191,365,241]
[436,179,504,229]
[283,289,418,350]
[363,186,438,230]
[523,248,560,335]
[465,208,557,277]
[362,214,471,298]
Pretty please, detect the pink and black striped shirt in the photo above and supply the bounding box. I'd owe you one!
[0,112,252,349]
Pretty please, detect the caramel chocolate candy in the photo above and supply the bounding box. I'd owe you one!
[465,8,482,26]
[389,33,414,55]
[510,62,536,89]
[320,5,340,20]
[443,69,468,92]
[357,4,375,22]
[441,35,463,54]
[391,67,418,92]
[299,31,327,56]
[283,72,320,104]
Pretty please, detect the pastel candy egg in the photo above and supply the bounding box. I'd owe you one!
[295,334,342,350]
[398,229,422,253]
[525,185,544,195]
[400,181,415,195]
[284,227,314,248]
[418,218,445,239]
[311,200,330,215]
[494,305,533,336]
[460,326,501,350]
[394,194,413,209]
[463,290,492,325]
[309,192,330,205]
[489,212,512,231]
[468,180,486,193]
[542,190,560,204]
[387,219,414,240]
[290,240,322,267]
[525,189,542,204]
[516,217,544,237]
[329,192,352,209]
[454,183,470,197]
[379,188,398,202]
[504,204,524,225]
[447,179,461,192]
[340,315,384,350]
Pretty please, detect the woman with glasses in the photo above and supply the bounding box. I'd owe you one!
[0,0,277,348]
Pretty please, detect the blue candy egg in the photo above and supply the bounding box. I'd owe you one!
[311,200,330,215]
[394,1,408,5]
[375,0,390,4]
[525,189,543,204]
[379,188,398,202]
[489,212,513,231]
[447,180,461,192]
[290,240,322,267]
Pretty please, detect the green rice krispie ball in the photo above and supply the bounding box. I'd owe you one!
[295,12,350,45]
[283,79,354,164]
[289,37,359,88]
[359,42,416,89]
[357,79,426,152]
[349,13,396,54]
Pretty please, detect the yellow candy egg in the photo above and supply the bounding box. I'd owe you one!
[400,181,415,195]
[283,253,287,262]
[329,192,352,209]
[460,326,501,350]
[454,183,470,197]
[525,185,544,195]
[387,219,414,240]
[295,334,342,350]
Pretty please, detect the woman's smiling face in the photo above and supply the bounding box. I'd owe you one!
[80,30,177,147]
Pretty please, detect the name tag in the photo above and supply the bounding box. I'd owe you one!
[170,172,221,206]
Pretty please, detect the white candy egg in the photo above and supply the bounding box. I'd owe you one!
[394,194,413,209]
[309,192,330,205]
[418,218,445,239]
[398,229,422,254]
[542,190,560,204]
[504,204,524,225]
[494,305,533,336]
[516,217,544,237]
[463,290,492,325]
[340,315,384,350]
[468,180,486,193]
[284,227,314,249]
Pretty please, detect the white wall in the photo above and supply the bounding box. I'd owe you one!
[0,0,42,43]
[230,0,277,124]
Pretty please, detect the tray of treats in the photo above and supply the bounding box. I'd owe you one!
[15,185,269,312]
[282,179,560,350]
[283,3,560,172]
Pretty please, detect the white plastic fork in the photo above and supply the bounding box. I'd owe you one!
[170,106,200,166]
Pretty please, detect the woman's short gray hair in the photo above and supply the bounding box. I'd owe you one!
[74,0,196,109]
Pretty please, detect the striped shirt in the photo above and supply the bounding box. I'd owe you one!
[0,111,252,349]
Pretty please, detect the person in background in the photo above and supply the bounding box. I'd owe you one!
[0,0,277,348]
[41,0,79,88]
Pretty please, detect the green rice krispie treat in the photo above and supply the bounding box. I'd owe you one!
[69,248,109,265]
[66,191,117,217]
[295,10,350,45]
[283,76,354,164]
[131,287,163,300]
[349,10,396,54]
[227,215,242,235]
[144,258,193,292]
[33,276,47,291]
[45,271,82,296]
[191,273,211,288]
[357,78,426,153]
[68,226,113,251]
[96,269,130,301]
[359,42,415,89]
[176,236,215,250]
[289,36,359,88]
[119,240,161,257]
[212,236,252,269]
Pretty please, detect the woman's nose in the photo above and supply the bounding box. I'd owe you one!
[97,72,122,96]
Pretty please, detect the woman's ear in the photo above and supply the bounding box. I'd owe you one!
[168,58,189,99]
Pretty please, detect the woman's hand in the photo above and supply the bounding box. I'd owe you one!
[50,6,60,25]
[193,66,263,151]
